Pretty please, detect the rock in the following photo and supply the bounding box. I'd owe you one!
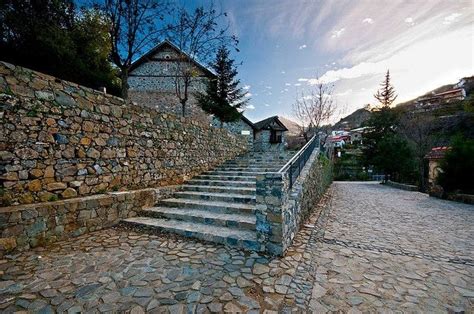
[0,237,17,251]
[53,133,69,144]
[46,182,67,191]
[253,263,269,275]
[208,303,223,313]
[61,188,77,199]
[26,179,42,192]
[86,148,100,159]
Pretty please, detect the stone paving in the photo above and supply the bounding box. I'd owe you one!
[309,182,474,313]
[0,182,473,313]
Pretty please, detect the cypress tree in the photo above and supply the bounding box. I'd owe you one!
[374,70,397,107]
[197,45,248,126]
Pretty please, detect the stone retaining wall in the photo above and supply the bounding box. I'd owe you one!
[0,186,176,255]
[256,151,333,255]
[385,180,418,191]
[0,61,248,206]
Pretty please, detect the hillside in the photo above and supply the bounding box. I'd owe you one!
[334,75,474,131]
[333,107,371,130]
[279,116,301,136]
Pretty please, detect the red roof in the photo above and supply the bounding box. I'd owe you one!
[425,146,450,159]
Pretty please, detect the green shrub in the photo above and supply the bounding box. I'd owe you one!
[437,135,474,194]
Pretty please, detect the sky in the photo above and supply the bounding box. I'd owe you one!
[201,0,474,123]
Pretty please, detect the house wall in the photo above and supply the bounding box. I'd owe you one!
[0,62,248,207]
[254,130,286,152]
[128,46,210,122]
[213,118,254,149]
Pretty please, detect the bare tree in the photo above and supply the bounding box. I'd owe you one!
[100,0,171,99]
[166,4,238,117]
[293,78,336,142]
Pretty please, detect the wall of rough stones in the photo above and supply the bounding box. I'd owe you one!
[0,186,176,255]
[0,62,248,206]
[213,117,255,149]
[256,150,332,255]
[128,45,210,122]
[254,130,286,152]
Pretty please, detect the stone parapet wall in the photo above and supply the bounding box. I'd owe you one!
[0,62,248,206]
[0,186,176,255]
[385,180,418,191]
[256,150,332,255]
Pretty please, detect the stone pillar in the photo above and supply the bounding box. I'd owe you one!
[255,172,288,255]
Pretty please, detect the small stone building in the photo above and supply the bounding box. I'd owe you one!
[128,40,215,121]
[253,116,288,152]
[425,146,449,187]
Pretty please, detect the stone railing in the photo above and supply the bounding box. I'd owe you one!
[0,61,248,206]
[255,140,333,255]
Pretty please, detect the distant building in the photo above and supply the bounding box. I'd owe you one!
[415,88,466,109]
[253,116,289,152]
[349,126,371,144]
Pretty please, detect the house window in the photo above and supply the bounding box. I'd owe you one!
[270,130,282,143]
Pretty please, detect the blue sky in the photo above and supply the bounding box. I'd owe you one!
[198,0,474,123]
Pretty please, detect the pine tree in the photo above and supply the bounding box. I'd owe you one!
[197,45,248,126]
[374,70,397,107]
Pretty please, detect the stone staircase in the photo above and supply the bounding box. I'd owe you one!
[122,151,294,251]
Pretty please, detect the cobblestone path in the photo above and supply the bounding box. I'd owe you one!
[0,182,473,313]
[309,182,474,313]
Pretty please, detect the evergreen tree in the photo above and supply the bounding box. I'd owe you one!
[362,70,414,182]
[0,0,120,95]
[197,45,248,126]
[374,70,397,107]
[438,135,474,194]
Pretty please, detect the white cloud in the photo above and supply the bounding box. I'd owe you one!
[331,28,345,38]
[294,83,301,86]
[335,89,353,96]
[246,104,255,110]
[443,13,462,25]
[404,17,414,24]
[265,86,272,89]
[362,18,374,24]
[298,78,309,82]
[308,61,387,84]
[245,92,252,97]
[281,70,286,74]
[285,83,292,86]
[298,44,307,50]
[243,85,251,90]
[264,103,270,107]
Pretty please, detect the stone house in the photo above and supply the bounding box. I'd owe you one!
[127,40,215,121]
[253,116,288,152]
[128,40,288,152]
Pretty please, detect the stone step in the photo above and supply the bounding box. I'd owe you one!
[158,198,255,214]
[194,174,256,181]
[122,217,261,251]
[174,191,256,204]
[140,207,256,230]
[216,167,281,172]
[204,170,264,176]
[185,179,256,188]
[181,184,255,195]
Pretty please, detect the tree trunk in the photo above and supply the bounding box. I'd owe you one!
[120,68,129,100]
[181,100,186,117]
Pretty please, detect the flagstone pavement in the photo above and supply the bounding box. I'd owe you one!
[0,182,473,313]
